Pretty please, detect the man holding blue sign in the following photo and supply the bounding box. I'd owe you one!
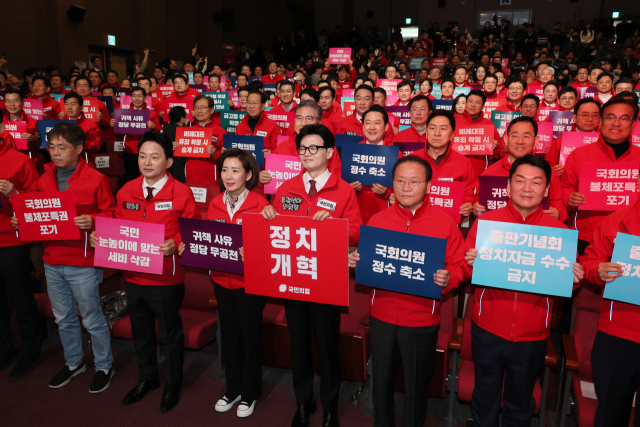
[580,179,640,427]
[465,155,584,427]
[349,156,465,427]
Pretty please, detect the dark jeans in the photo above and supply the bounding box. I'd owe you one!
[0,245,41,361]
[126,281,184,384]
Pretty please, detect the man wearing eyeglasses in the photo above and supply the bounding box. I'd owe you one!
[545,98,601,177]
[392,94,432,146]
[348,155,465,427]
[2,89,38,151]
[235,90,279,152]
[557,87,578,112]
[561,98,640,256]
[261,124,362,427]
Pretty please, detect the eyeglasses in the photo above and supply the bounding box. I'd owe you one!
[411,107,429,112]
[603,114,634,123]
[393,179,426,188]
[131,94,145,98]
[295,115,317,123]
[575,113,599,119]
[297,145,327,155]
[193,106,210,111]
[508,134,534,141]
[246,101,262,106]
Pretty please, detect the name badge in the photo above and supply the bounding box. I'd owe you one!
[438,177,454,182]
[155,202,172,211]
[257,131,267,137]
[236,219,243,225]
[317,198,336,211]
[212,136,218,142]
[123,202,140,211]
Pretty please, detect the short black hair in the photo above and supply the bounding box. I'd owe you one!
[237,85,250,96]
[247,80,263,91]
[614,77,634,90]
[217,148,260,192]
[47,122,86,148]
[507,116,538,136]
[63,91,83,105]
[574,97,601,114]
[317,85,335,100]
[130,86,146,97]
[392,156,433,183]
[396,79,412,91]
[509,154,551,187]
[373,87,387,98]
[362,104,389,125]
[279,80,295,91]
[107,69,119,77]
[299,87,319,102]
[543,80,560,90]
[467,89,486,105]
[521,93,540,108]
[408,94,433,112]
[602,97,639,119]
[426,109,456,131]
[296,124,335,149]
[31,75,51,88]
[248,89,267,104]
[596,72,613,83]
[168,106,187,123]
[508,78,527,91]
[354,84,374,98]
[138,131,174,159]
[558,86,577,98]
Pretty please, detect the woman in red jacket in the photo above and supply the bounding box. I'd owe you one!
[178,148,269,418]
[349,156,466,427]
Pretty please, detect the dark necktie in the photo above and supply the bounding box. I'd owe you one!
[146,187,154,202]
[308,180,317,199]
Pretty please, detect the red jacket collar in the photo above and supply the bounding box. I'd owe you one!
[127,173,177,201]
[505,200,545,224]
[392,196,433,220]
[43,158,91,187]
[621,199,640,236]
[3,111,29,123]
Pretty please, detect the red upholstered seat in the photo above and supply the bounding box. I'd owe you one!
[34,293,54,319]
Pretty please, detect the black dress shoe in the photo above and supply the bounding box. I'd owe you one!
[122,378,160,405]
[160,383,181,413]
[323,410,340,427]
[8,357,41,381]
[291,399,316,427]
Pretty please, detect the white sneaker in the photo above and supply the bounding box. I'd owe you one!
[215,395,241,412]
[237,400,256,418]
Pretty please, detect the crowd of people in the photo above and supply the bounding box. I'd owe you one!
[1,14,640,427]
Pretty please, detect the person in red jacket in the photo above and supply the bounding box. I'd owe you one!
[137,78,164,122]
[13,122,116,392]
[348,155,466,427]
[163,75,199,126]
[261,124,362,427]
[268,100,341,179]
[50,75,69,95]
[30,76,63,120]
[504,79,526,111]
[474,116,567,222]
[557,86,578,112]
[3,88,38,152]
[561,97,640,255]
[393,80,413,107]
[456,90,501,177]
[0,108,42,381]
[453,66,472,88]
[571,66,591,89]
[110,87,160,182]
[409,110,476,215]
[234,90,279,151]
[90,132,200,412]
[74,77,111,131]
[261,61,285,85]
[392,94,432,146]
[317,86,342,132]
[545,98,601,177]
[580,188,640,427]
[337,66,352,90]
[270,80,298,114]
[178,149,269,418]
[465,155,584,427]
[334,85,395,142]
[62,92,102,156]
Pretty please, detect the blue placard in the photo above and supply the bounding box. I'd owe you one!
[472,220,578,297]
[399,125,410,132]
[249,76,261,83]
[340,143,398,187]
[355,225,446,299]
[96,96,114,114]
[431,84,442,100]
[432,100,453,111]
[52,93,65,103]
[334,133,362,157]
[230,76,237,90]
[263,84,276,95]
[410,57,426,70]
[603,232,640,306]
[187,72,194,85]
[223,135,265,168]
[63,86,71,91]
[202,92,230,111]
[453,87,471,97]
[37,120,76,149]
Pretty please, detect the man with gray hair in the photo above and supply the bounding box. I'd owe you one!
[260,100,342,185]
[528,64,555,89]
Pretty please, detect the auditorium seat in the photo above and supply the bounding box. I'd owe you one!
[184,182,220,217]
[87,152,122,193]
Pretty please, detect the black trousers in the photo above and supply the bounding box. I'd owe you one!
[471,322,547,427]
[125,281,185,384]
[0,245,41,361]
[592,331,640,427]
[214,282,265,402]
[369,315,438,427]
[123,152,141,183]
[284,299,341,412]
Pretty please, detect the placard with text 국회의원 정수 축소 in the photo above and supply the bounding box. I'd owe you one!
[178,217,244,275]
[11,191,79,241]
[174,127,212,158]
[578,163,640,211]
[94,217,165,275]
[242,213,350,306]
[355,225,446,299]
[603,232,640,307]
[223,135,265,168]
[472,220,578,297]
[340,143,398,187]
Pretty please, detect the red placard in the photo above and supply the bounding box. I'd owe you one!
[162,100,193,121]
[23,99,43,120]
[559,132,599,165]
[158,84,174,98]
[375,79,402,96]
[578,163,640,211]
[632,126,640,147]
[451,124,494,155]
[174,127,212,158]
[536,105,559,123]
[5,121,28,150]
[431,58,447,68]
[265,111,295,135]
[11,191,80,241]
[482,97,507,119]
[428,180,465,223]
[344,101,355,116]
[242,213,350,306]
[533,122,554,154]
[83,97,101,122]
[526,86,544,100]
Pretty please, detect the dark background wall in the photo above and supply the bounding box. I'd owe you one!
[1,0,639,77]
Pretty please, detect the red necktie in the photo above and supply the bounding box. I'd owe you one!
[308,180,317,199]
[146,187,154,202]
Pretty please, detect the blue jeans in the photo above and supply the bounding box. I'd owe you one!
[44,263,113,371]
